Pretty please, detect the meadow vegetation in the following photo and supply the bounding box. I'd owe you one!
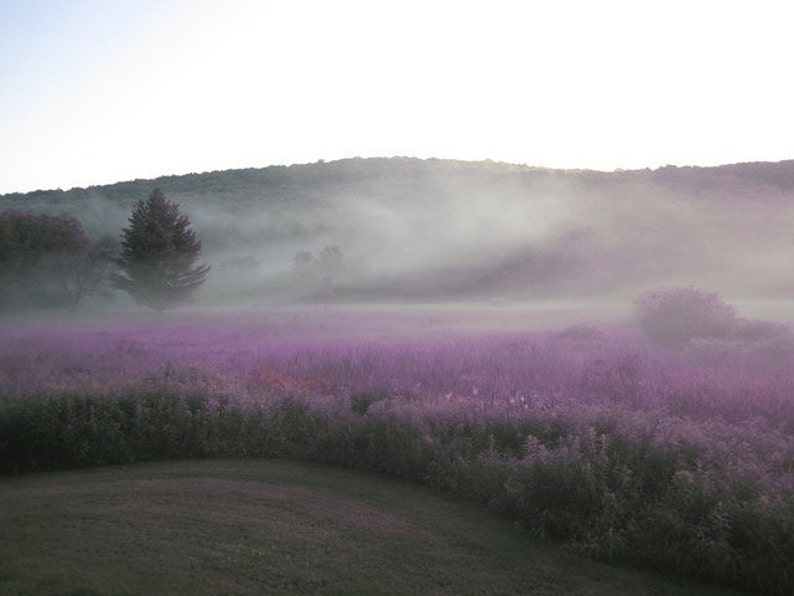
[1,307,793,595]
[1,459,737,595]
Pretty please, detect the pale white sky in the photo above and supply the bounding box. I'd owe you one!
[1,0,792,194]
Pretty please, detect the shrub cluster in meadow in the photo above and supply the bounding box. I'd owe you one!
[635,287,794,362]
[1,316,793,595]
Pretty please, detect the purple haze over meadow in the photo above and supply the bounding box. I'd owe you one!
[2,158,794,594]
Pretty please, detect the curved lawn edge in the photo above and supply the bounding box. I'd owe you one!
[0,458,739,596]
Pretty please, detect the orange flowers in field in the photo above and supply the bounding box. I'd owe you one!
[256,371,330,393]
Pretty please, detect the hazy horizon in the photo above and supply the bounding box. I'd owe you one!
[3,157,793,323]
[4,153,794,196]
[2,1,793,194]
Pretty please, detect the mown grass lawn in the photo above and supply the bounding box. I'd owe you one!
[0,459,737,595]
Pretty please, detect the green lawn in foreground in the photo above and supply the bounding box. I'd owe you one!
[0,459,738,595]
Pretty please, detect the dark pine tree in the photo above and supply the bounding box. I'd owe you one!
[112,188,210,311]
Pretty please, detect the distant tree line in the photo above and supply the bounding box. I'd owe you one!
[0,189,209,312]
[291,245,346,301]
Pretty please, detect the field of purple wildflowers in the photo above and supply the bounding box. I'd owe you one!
[1,307,793,595]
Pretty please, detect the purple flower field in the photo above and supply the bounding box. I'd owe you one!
[2,307,794,594]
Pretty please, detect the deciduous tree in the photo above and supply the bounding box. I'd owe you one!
[0,210,111,311]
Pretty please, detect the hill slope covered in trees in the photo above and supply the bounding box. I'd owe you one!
[2,157,793,308]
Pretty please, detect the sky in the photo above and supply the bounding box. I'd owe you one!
[1,0,793,194]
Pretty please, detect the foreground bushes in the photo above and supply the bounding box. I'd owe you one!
[1,370,792,595]
[2,315,794,595]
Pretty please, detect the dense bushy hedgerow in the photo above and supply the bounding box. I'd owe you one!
[2,320,794,595]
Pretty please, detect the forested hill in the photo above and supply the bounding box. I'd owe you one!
[5,157,794,212]
[2,157,794,304]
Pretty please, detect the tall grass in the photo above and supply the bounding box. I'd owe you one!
[1,312,793,594]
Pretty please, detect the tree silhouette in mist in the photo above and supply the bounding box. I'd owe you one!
[112,189,210,311]
[0,210,114,311]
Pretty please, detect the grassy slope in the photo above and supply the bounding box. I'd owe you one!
[0,459,737,596]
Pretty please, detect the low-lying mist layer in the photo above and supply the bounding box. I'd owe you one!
[1,309,793,595]
[4,157,794,309]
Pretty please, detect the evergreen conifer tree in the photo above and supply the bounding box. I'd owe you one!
[112,188,210,311]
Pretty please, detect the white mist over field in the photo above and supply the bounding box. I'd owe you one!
[2,0,791,321]
[4,8,794,596]
[3,157,794,329]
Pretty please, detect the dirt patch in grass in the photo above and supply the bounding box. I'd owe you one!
[0,459,738,595]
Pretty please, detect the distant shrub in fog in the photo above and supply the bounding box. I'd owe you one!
[289,245,347,302]
[634,287,737,348]
[732,317,789,342]
[683,329,794,369]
